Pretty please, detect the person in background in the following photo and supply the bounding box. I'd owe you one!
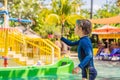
[96,41,105,56]
[61,19,97,80]
[61,41,70,57]
[104,39,109,48]
[55,38,62,49]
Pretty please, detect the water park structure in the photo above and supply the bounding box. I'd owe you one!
[0,0,75,79]
[0,0,67,68]
[0,0,120,79]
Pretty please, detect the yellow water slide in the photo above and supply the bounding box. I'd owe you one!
[0,28,61,66]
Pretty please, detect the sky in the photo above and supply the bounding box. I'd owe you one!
[81,0,116,11]
[43,0,116,12]
[0,0,117,10]
[0,0,116,12]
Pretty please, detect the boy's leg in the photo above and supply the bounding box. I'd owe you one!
[88,67,97,80]
[82,69,87,79]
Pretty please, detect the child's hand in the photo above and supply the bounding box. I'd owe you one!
[59,35,62,38]
[72,67,80,74]
[56,34,62,39]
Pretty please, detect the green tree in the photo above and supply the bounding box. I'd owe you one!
[8,0,40,27]
[31,8,53,37]
[46,0,84,37]
[94,1,120,19]
[93,2,120,28]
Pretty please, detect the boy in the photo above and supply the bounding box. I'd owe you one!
[61,19,97,80]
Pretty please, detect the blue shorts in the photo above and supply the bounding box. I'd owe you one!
[82,67,97,80]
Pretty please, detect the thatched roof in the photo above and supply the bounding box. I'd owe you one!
[15,26,41,38]
[90,15,120,24]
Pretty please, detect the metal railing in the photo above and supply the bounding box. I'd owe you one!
[0,28,55,66]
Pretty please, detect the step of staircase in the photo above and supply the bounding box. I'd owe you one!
[13,54,22,58]
[8,51,35,66]
[26,59,35,66]
[19,57,28,62]
[8,51,16,57]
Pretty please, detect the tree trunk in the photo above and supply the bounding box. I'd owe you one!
[61,22,64,36]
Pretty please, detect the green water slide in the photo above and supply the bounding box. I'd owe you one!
[0,58,74,79]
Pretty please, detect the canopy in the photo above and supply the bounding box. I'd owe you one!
[90,15,120,24]
[92,25,120,34]
[0,10,8,15]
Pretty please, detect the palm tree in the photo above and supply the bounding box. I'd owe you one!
[117,0,120,7]
[45,0,84,36]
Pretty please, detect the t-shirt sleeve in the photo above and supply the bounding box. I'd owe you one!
[61,37,79,46]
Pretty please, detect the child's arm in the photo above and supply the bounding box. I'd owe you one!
[61,37,79,46]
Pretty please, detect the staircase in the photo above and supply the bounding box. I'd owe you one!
[8,51,34,66]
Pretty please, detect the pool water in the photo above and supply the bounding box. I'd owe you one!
[1,59,120,80]
[73,59,120,80]
[94,60,120,80]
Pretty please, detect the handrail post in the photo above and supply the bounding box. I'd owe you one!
[51,47,54,64]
